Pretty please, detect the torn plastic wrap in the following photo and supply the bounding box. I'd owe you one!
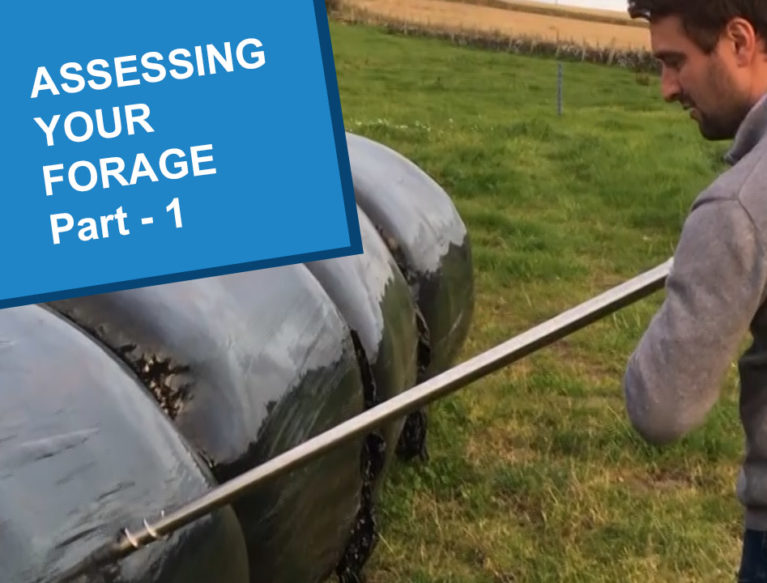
[0,304,249,583]
[48,264,366,583]
[306,206,419,580]
[346,131,475,458]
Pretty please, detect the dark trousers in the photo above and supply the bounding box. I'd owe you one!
[740,530,767,582]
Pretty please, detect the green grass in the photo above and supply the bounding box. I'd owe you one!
[329,21,743,582]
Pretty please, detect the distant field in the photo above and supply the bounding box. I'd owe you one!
[329,19,743,583]
[341,0,651,49]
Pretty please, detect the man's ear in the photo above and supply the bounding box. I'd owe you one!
[723,17,758,66]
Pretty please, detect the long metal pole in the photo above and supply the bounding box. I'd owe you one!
[61,258,672,580]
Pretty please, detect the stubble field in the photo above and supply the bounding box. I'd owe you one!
[339,0,651,50]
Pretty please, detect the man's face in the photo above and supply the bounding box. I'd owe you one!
[651,15,752,140]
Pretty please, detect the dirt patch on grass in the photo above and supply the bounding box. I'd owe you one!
[342,0,651,50]
[465,429,540,466]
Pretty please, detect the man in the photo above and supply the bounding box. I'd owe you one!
[624,1,767,580]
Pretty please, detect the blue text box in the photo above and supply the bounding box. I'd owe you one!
[0,0,360,308]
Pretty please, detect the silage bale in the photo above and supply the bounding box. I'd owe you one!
[306,206,420,580]
[0,304,249,583]
[307,206,419,470]
[49,264,367,583]
[345,131,475,458]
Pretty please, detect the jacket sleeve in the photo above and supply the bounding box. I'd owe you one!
[624,199,767,445]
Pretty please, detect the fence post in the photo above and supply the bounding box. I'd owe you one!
[557,62,564,116]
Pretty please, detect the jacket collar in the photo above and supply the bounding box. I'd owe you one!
[726,93,767,165]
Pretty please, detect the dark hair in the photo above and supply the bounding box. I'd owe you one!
[628,0,767,53]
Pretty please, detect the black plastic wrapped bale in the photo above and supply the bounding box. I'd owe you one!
[306,206,419,580]
[48,264,366,583]
[0,304,249,583]
[307,206,419,471]
[346,131,475,458]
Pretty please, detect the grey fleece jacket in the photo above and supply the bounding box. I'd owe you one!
[624,94,767,530]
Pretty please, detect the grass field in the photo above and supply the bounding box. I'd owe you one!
[329,19,746,582]
[340,0,651,49]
